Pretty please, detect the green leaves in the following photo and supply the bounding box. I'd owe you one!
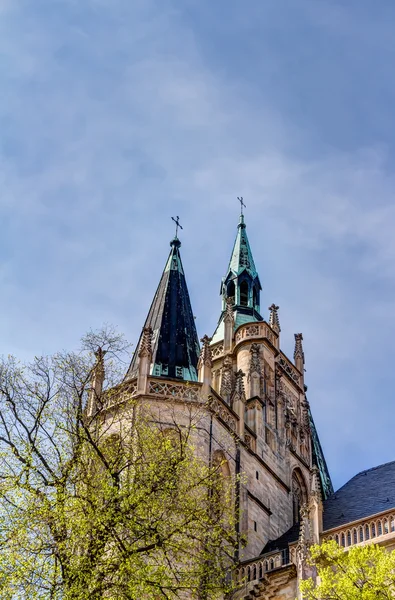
[300,540,395,600]
[0,329,236,599]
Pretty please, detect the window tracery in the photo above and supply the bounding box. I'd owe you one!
[291,469,308,525]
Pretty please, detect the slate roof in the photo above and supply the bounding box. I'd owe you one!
[323,460,395,531]
[262,522,300,554]
[126,237,200,382]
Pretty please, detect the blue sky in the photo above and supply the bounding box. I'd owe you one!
[1,0,395,490]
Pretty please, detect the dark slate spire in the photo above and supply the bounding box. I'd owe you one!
[126,235,200,382]
[212,212,262,343]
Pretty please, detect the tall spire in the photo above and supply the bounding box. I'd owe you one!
[227,213,259,284]
[126,233,200,382]
[212,204,262,343]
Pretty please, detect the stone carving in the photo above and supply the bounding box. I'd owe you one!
[244,433,254,450]
[301,397,311,432]
[248,343,262,397]
[220,355,234,400]
[211,343,224,359]
[248,343,261,378]
[297,504,315,580]
[208,395,237,431]
[138,326,153,358]
[310,466,321,503]
[234,322,277,346]
[231,369,246,408]
[198,334,213,368]
[245,325,260,337]
[294,333,305,363]
[268,303,281,333]
[279,356,300,385]
[234,369,246,400]
[275,368,282,399]
[148,380,200,402]
[224,297,234,323]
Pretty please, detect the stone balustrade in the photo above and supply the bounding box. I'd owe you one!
[235,322,278,348]
[237,548,291,585]
[209,394,238,431]
[103,381,138,409]
[278,355,301,386]
[211,342,224,360]
[323,511,395,548]
[148,378,201,402]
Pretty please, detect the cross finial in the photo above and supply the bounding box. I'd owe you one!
[237,196,246,216]
[171,216,183,238]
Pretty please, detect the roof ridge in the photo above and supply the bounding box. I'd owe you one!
[354,459,395,478]
[334,459,395,493]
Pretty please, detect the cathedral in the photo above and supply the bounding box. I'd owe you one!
[121,210,395,599]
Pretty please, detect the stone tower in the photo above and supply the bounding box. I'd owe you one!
[114,213,333,598]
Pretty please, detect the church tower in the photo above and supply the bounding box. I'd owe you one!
[207,209,332,562]
[114,208,333,598]
[96,206,395,600]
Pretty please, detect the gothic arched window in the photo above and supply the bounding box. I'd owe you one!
[227,281,235,305]
[212,449,232,515]
[240,281,249,306]
[291,469,308,525]
[253,287,258,309]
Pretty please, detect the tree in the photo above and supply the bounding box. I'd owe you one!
[0,328,236,599]
[300,540,395,600]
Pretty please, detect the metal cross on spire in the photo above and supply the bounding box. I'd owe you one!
[171,215,183,238]
[237,196,246,215]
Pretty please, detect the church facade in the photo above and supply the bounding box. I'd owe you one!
[116,212,395,599]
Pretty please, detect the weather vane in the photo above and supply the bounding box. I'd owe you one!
[237,196,246,215]
[171,216,183,238]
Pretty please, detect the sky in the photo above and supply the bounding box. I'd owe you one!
[1,0,395,491]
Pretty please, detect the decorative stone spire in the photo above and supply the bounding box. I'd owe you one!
[268,303,281,333]
[296,504,311,569]
[249,343,261,377]
[224,296,234,322]
[223,297,234,352]
[233,369,246,399]
[248,343,261,398]
[220,355,233,403]
[137,326,153,393]
[138,326,153,358]
[294,333,305,374]
[198,335,213,398]
[310,466,323,544]
[300,397,311,432]
[198,335,213,368]
[87,347,107,417]
[125,234,200,382]
[310,466,322,501]
[231,369,246,439]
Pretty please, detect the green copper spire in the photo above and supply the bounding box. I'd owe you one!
[126,232,200,382]
[212,208,262,343]
[227,214,259,280]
